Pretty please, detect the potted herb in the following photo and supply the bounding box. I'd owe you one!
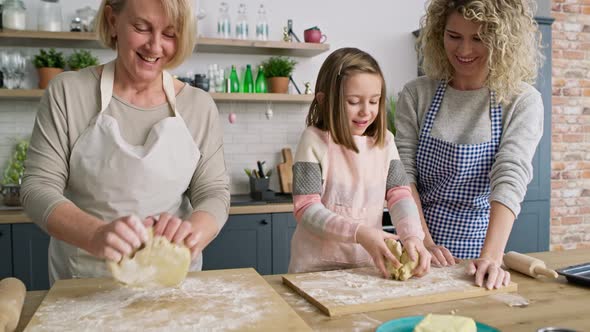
[33,48,65,89]
[260,56,297,93]
[1,140,29,206]
[67,49,99,71]
[388,95,396,135]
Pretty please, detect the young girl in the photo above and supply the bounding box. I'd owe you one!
[288,48,431,278]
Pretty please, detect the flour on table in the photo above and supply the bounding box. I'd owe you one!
[28,272,276,332]
[292,264,474,306]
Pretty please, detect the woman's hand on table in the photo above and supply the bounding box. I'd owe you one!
[89,215,152,262]
[467,257,511,289]
[426,243,457,267]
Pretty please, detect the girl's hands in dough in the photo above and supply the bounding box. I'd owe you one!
[356,225,400,278]
[401,236,431,277]
[425,243,456,267]
[90,215,153,262]
[466,258,511,289]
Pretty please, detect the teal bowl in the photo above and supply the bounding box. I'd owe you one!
[376,315,499,332]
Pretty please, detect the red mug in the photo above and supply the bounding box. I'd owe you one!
[304,27,327,43]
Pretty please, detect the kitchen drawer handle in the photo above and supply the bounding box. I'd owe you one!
[260,220,268,225]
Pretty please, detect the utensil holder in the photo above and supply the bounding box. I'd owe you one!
[249,177,274,201]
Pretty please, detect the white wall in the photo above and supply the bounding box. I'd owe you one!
[0,0,549,193]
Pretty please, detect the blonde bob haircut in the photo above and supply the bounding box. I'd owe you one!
[307,48,387,153]
[95,0,195,69]
[418,0,543,103]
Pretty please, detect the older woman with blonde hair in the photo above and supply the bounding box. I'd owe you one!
[21,0,230,285]
[395,0,543,289]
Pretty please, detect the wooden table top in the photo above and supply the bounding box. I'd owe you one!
[17,248,590,331]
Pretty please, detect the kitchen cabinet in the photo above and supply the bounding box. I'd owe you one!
[506,200,550,253]
[12,224,50,291]
[202,212,298,275]
[202,213,273,275]
[505,17,553,253]
[0,225,13,279]
[271,212,297,274]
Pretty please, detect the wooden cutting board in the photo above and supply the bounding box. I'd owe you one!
[25,268,311,331]
[277,148,293,193]
[282,263,518,317]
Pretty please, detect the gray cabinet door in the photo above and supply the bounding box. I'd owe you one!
[506,200,550,253]
[202,214,272,275]
[271,213,297,274]
[507,17,553,253]
[0,224,12,279]
[12,224,50,290]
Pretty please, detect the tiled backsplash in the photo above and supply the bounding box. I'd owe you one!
[0,100,308,194]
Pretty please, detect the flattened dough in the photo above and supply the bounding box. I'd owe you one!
[414,314,476,332]
[384,238,419,281]
[108,228,191,287]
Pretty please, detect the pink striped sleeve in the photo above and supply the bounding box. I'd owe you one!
[386,186,425,241]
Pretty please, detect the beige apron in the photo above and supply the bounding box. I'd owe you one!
[48,61,200,285]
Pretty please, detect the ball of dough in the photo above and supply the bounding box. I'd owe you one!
[108,228,191,288]
[384,238,419,281]
[414,314,477,332]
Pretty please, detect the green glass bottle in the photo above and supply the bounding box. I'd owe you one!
[242,64,254,93]
[255,65,267,93]
[229,65,240,93]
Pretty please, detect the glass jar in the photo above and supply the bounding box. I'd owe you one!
[217,2,231,39]
[2,0,26,31]
[235,3,248,40]
[75,6,96,32]
[38,0,62,32]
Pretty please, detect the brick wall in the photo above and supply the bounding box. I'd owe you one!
[550,0,590,250]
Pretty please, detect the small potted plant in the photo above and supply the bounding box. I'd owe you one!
[33,48,65,89]
[260,56,297,93]
[1,140,29,206]
[67,49,99,71]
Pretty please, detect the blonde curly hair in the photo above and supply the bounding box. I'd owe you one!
[417,0,543,103]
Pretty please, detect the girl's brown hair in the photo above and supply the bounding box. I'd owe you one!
[306,48,387,153]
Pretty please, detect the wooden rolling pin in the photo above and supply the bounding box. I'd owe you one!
[0,277,27,332]
[503,251,558,279]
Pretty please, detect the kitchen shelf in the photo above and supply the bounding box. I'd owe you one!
[210,92,313,103]
[0,89,313,104]
[0,31,330,57]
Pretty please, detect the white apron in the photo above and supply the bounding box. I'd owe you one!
[48,61,201,285]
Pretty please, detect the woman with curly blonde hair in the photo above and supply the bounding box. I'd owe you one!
[394,0,544,289]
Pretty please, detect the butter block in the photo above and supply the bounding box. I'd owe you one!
[414,314,477,332]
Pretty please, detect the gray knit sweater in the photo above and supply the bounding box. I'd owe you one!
[394,76,544,217]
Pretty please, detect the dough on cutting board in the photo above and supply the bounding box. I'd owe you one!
[413,314,476,332]
[384,238,419,281]
[107,228,191,287]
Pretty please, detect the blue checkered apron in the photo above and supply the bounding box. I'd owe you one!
[416,81,502,259]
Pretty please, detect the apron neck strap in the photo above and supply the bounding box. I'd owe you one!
[100,60,178,116]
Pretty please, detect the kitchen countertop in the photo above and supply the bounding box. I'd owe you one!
[0,194,294,225]
[16,248,590,331]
